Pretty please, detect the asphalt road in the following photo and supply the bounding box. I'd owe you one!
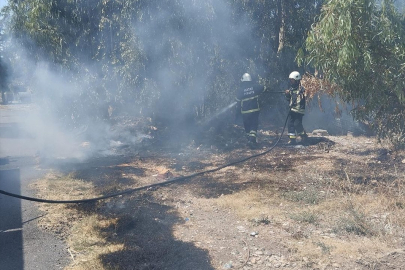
[0,103,70,270]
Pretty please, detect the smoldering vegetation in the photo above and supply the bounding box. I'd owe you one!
[0,0,382,160]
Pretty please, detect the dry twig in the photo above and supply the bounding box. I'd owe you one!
[236,240,250,269]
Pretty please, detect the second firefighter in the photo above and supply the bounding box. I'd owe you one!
[285,71,308,145]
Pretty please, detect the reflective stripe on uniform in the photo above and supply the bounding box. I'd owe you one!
[242,96,258,102]
[291,108,305,114]
[241,95,260,114]
[242,109,260,114]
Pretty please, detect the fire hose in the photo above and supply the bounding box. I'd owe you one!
[0,110,291,204]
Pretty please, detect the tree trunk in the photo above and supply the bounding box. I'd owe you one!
[277,0,287,55]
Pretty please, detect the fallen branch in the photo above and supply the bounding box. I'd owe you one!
[68,247,75,262]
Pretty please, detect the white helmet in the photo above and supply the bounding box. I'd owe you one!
[241,73,252,82]
[289,71,301,81]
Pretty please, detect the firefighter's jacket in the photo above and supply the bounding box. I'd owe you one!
[236,82,265,114]
[286,85,306,114]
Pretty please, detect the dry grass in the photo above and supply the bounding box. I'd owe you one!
[214,175,405,265]
[31,173,124,269]
[31,173,96,237]
[31,134,405,269]
[65,216,124,270]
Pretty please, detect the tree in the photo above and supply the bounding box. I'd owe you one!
[300,0,405,147]
[4,0,326,132]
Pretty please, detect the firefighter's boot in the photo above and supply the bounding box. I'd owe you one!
[249,137,258,149]
[300,132,308,145]
[248,131,258,149]
[288,136,296,145]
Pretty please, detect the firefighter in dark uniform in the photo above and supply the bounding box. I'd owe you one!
[285,71,308,144]
[236,73,265,148]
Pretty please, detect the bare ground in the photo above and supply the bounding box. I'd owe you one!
[31,119,405,270]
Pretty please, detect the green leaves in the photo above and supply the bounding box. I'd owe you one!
[3,0,327,128]
[301,0,405,147]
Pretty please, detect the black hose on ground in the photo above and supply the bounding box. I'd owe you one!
[0,112,291,204]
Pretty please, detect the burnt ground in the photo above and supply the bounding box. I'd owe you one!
[31,117,405,270]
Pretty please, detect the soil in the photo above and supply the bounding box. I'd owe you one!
[33,118,405,270]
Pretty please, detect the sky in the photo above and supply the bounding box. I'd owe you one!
[0,0,6,8]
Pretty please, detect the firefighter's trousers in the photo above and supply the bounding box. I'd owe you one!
[288,111,305,138]
[242,111,259,142]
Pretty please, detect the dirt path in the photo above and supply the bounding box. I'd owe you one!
[29,121,405,270]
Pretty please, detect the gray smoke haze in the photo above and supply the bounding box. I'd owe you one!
[1,0,374,163]
[133,0,259,118]
[304,94,370,136]
[5,52,109,161]
[2,0,260,161]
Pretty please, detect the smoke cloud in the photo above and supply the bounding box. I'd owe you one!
[1,0,261,161]
[1,0,370,163]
